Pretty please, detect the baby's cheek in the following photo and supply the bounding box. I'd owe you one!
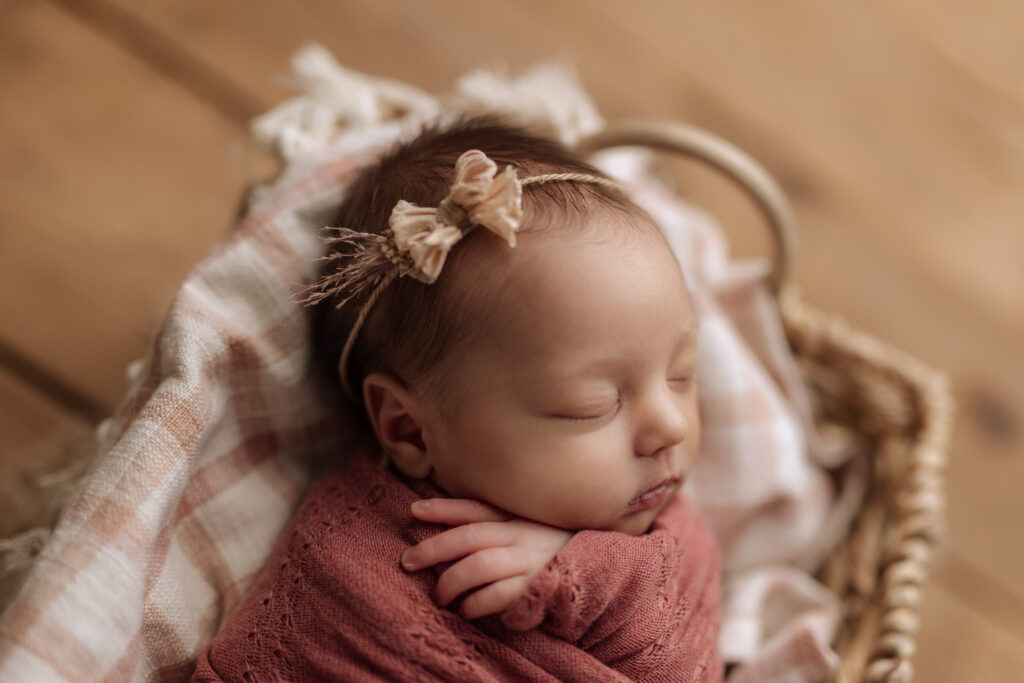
[688,396,702,454]
[551,480,627,530]
[685,420,702,471]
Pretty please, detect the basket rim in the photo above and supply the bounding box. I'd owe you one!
[577,118,798,297]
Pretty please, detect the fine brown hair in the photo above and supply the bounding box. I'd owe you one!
[311,115,653,414]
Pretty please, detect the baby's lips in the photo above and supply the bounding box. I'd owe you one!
[628,476,680,509]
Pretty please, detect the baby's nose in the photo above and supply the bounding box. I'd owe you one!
[635,390,688,457]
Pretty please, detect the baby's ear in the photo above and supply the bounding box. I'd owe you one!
[362,372,432,479]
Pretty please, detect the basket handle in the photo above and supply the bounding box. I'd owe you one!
[576,119,797,296]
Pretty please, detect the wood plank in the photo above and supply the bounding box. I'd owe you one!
[882,0,1024,113]
[94,0,575,104]
[0,0,253,411]
[571,0,1024,344]
[915,561,1024,683]
[0,368,92,539]
[100,0,1024,340]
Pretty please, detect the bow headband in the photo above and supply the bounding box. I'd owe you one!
[306,149,624,399]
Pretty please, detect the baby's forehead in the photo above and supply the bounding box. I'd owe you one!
[446,218,692,360]
[455,205,669,284]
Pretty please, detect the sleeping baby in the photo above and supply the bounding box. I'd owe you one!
[192,116,723,682]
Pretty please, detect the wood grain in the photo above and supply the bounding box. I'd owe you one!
[0,0,253,410]
[883,0,1024,112]
[96,0,1024,337]
[0,368,91,538]
[916,565,1024,683]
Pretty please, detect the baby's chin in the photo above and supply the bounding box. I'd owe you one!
[547,507,662,537]
[605,510,661,536]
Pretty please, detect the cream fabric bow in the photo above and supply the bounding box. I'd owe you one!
[388,149,523,283]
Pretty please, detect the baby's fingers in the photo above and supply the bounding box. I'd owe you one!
[410,498,511,525]
[402,522,516,572]
[433,547,525,607]
[459,575,532,620]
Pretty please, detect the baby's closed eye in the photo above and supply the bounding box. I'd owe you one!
[538,382,622,421]
[549,397,622,422]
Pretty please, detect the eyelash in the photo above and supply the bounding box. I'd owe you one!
[557,375,692,422]
[560,398,621,422]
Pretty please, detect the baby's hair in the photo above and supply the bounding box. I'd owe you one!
[312,115,656,412]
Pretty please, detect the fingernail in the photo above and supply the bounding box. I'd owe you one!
[401,550,418,570]
[411,500,429,512]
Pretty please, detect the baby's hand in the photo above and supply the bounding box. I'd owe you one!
[401,499,572,620]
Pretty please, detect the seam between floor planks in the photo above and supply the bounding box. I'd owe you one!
[47,0,266,126]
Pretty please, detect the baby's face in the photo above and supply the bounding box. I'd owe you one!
[419,216,700,536]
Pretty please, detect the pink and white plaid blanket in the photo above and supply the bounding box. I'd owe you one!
[0,48,863,682]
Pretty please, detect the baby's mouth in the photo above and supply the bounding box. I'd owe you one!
[627,477,679,510]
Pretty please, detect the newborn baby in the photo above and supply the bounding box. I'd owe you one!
[193,117,722,682]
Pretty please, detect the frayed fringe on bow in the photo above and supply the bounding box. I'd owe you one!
[304,228,396,310]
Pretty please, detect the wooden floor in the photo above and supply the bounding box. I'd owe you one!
[2,1,1022,679]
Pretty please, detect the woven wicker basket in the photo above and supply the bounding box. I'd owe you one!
[579,122,954,683]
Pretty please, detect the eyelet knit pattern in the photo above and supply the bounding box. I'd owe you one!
[192,447,722,682]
